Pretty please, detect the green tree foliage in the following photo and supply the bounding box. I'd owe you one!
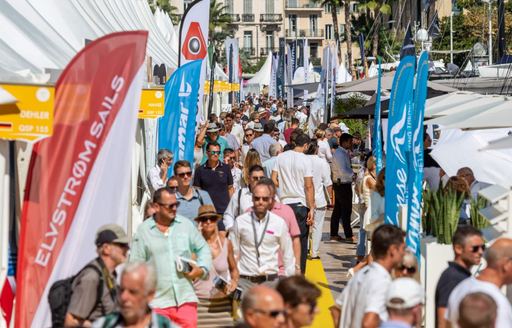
[147,0,180,25]
[333,94,368,135]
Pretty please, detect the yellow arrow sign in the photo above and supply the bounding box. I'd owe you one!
[0,84,54,142]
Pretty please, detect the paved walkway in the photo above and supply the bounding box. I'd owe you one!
[305,210,358,327]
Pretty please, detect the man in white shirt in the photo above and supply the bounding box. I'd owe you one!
[147,149,173,195]
[456,167,491,200]
[224,165,265,231]
[224,112,244,146]
[446,237,512,328]
[271,133,315,274]
[230,181,295,294]
[332,224,406,328]
[224,148,242,191]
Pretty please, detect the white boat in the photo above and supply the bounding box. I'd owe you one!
[478,63,512,78]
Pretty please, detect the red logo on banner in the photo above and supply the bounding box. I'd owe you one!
[181,22,207,60]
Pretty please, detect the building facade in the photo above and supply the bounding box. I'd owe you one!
[171,0,361,67]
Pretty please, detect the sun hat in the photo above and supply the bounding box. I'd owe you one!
[206,122,220,133]
[253,122,264,132]
[194,204,222,221]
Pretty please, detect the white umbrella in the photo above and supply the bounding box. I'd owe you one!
[425,91,481,117]
[482,135,512,150]
[425,96,509,126]
[431,128,512,187]
[441,98,512,130]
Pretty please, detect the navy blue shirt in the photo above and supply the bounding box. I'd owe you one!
[193,161,233,214]
[435,261,471,314]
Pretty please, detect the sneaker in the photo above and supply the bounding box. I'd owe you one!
[329,235,343,242]
[310,256,321,260]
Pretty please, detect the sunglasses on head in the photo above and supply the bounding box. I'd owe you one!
[177,171,192,178]
[254,309,285,318]
[398,265,417,274]
[471,244,486,253]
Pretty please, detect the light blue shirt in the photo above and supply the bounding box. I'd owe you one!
[262,156,278,178]
[176,187,213,222]
[332,147,353,183]
[380,320,412,328]
[251,133,276,162]
[129,216,212,308]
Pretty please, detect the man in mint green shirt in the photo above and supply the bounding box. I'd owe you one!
[201,122,229,164]
[130,187,211,328]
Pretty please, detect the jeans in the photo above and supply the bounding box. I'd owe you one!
[356,228,367,257]
[331,183,353,238]
[288,203,309,274]
[311,207,327,257]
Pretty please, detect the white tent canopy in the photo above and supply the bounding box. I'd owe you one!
[431,128,512,187]
[425,93,512,129]
[482,135,512,150]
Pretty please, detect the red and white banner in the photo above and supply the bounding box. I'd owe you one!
[179,0,210,120]
[14,31,147,328]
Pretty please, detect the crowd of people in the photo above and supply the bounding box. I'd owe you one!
[57,94,512,328]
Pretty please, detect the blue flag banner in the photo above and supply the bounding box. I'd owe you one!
[406,51,429,261]
[159,60,202,170]
[373,57,383,174]
[384,56,416,226]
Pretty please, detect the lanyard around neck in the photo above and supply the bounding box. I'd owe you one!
[250,212,270,268]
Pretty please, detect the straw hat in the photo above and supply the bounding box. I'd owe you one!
[194,204,222,221]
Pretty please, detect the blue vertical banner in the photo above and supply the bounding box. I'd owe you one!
[406,51,429,261]
[277,38,286,99]
[373,57,383,174]
[159,60,202,169]
[384,56,416,226]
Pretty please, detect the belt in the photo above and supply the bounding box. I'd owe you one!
[240,274,278,283]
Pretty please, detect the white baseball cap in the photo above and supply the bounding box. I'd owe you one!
[385,278,424,310]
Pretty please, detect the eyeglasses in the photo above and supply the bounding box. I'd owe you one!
[251,176,264,181]
[167,186,178,191]
[208,150,221,155]
[177,171,193,178]
[245,133,254,137]
[158,201,180,210]
[471,244,486,253]
[253,196,271,202]
[254,309,285,318]
[196,216,218,223]
[398,265,417,274]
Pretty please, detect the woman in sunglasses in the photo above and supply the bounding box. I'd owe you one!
[394,249,419,279]
[193,204,239,327]
[276,276,321,328]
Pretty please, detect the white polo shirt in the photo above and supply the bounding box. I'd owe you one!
[309,154,332,208]
[272,150,313,207]
[223,187,254,231]
[230,211,295,277]
[336,262,391,328]
[446,276,512,328]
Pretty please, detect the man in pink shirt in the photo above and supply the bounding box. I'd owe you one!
[252,178,301,276]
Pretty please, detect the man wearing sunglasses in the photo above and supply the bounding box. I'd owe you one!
[130,187,212,328]
[173,160,213,222]
[194,142,234,234]
[446,237,512,328]
[435,226,485,328]
[200,123,229,165]
[240,284,286,328]
[230,181,295,294]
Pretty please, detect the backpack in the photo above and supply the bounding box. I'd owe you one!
[48,260,106,327]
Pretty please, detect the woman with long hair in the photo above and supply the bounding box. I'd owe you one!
[194,204,239,327]
[356,156,377,261]
[242,149,262,187]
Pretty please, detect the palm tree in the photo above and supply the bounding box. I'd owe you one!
[356,0,392,57]
[209,0,234,55]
